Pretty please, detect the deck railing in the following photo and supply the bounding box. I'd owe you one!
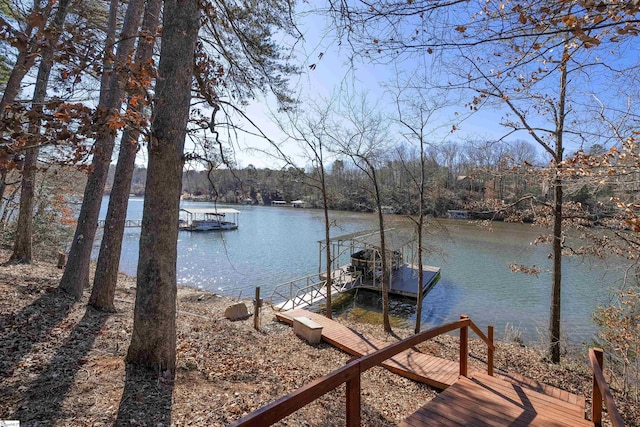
[589,348,625,427]
[229,315,494,427]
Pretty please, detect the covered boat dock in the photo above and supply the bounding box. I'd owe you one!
[179,207,240,231]
[318,229,441,299]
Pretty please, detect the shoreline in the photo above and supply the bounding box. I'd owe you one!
[0,254,634,425]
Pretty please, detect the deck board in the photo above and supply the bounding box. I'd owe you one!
[276,309,465,389]
[495,371,586,409]
[277,309,589,426]
[400,375,591,427]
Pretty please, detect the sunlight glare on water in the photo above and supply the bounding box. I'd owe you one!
[94,197,624,346]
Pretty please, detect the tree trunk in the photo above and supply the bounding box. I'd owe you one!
[415,141,426,334]
[550,175,563,363]
[0,1,52,113]
[321,166,332,319]
[126,0,200,373]
[59,0,144,299]
[10,0,72,263]
[10,148,36,262]
[0,50,35,113]
[549,40,568,364]
[369,165,391,333]
[90,0,162,311]
[98,0,119,106]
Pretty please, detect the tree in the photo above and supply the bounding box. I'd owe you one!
[0,0,53,113]
[330,95,394,333]
[59,0,145,298]
[89,0,299,309]
[90,0,162,311]
[10,0,72,263]
[278,99,338,318]
[126,0,200,372]
[327,0,640,363]
[391,79,453,333]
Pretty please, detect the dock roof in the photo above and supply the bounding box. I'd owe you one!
[322,228,415,252]
[180,208,240,215]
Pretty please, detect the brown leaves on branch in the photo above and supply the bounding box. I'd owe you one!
[509,263,541,276]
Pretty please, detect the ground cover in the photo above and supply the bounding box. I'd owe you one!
[0,252,635,426]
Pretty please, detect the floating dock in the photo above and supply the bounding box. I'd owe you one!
[356,263,440,298]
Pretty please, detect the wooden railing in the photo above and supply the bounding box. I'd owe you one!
[229,315,494,427]
[589,348,625,427]
[270,270,362,311]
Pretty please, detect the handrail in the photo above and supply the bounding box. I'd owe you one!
[469,318,494,376]
[270,269,362,311]
[589,348,625,427]
[229,316,494,427]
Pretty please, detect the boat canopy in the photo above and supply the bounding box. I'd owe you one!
[320,228,415,252]
[180,208,240,216]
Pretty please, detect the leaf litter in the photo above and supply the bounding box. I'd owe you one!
[0,250,635,426]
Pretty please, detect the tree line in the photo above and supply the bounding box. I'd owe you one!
[116,138,613,221]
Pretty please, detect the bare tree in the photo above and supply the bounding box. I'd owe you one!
[278,99,338,317]
[329,95,394,333]
[390,78,453,333]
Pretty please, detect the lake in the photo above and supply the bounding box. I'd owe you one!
[96,197,624,347]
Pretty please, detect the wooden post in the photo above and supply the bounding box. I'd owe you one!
[488,324,494,376]
[254,287,260,331]
[57,251,66,269]
[459,314,469,378]
[592,347,603,426]
[346,365,361,427]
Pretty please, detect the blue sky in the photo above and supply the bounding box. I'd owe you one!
[218,2,639,170]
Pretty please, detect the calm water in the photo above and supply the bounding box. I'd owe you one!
[96,197,623,346]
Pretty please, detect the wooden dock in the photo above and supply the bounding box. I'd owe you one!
[277,309,462,389]
[368,264,440,299]
[97,219,142,227]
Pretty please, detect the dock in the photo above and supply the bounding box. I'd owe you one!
[276,308,462,389]
[360,264,440,298]
[97,219,142,227]
[271,263,440,312]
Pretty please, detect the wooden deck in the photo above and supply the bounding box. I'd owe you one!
[398,374,591,426]
[277,309,464,389]
[277,310,592,427]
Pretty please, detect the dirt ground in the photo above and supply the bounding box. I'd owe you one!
[0,253,636,426]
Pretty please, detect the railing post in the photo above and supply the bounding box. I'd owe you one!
[346,363,361,427]
[459,314,469,378]
[488,324,494,376]
[592,348,604,426]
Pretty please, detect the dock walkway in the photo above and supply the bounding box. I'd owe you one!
[276,309,463,389]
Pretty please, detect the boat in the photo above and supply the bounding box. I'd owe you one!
[179,208,240,231]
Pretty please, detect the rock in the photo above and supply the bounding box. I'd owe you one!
[224,302,249,320]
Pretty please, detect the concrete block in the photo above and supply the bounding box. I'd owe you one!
[293,316,323,345]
